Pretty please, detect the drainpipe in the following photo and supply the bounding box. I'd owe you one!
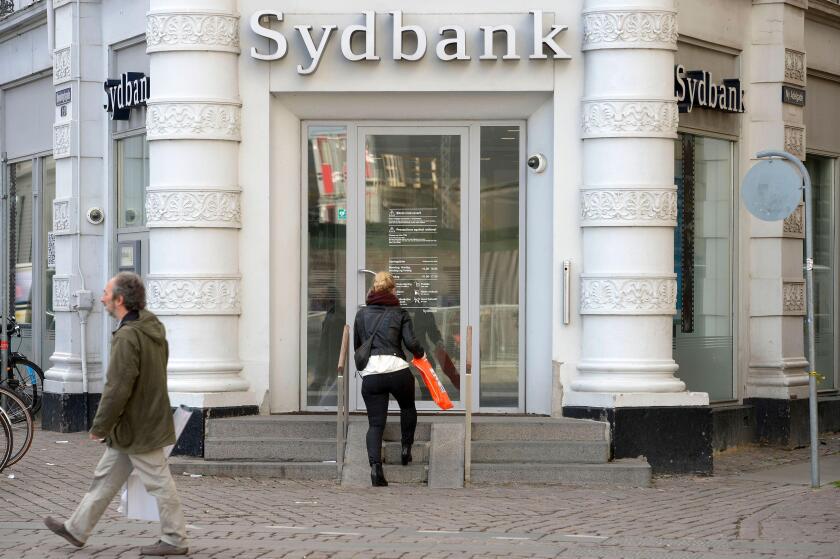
[46,0,55,61]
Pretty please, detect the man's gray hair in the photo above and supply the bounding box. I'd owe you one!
[112,272,146,312]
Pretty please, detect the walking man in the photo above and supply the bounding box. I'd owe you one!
[44,272,189,556]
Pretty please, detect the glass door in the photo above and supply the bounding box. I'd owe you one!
[353,127,468,411]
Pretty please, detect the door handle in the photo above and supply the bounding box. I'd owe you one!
[359,269,376,277]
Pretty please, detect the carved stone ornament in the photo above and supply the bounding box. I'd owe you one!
[782,281,805,315]
[783,203,805,238]
[580,188,677,225]
[582,9,678,51]
[53,46,72,84]
[784,49,805,86]
[53,123,72,158]
[784,125,806,160]
[146,101,241,141]
[146,190,242,228]
[580,276,677,315]
[53,198,74,235]
[582,100,679,138]
[146,11,240,53]
[47,232,56,269]
[52,276,71,311]
[146,276,241,315]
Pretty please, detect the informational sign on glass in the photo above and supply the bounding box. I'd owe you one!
[389,256,439,308]
[388,208,438,247]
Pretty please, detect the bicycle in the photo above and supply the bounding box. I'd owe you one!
[0,386,33,468]
[2,317,45,415]
[0,411,11,472]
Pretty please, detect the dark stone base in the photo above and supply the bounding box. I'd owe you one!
[746,396,840,449]
[171,405,259,458]
[712,405,756,452]
[564,405,713,475]
[42,392,101,432]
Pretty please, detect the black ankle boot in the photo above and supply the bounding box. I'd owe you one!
[370,463,388,487]
[401,444,412,466]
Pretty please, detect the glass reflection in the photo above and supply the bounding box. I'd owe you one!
[364,134,462,402]
[479,127,520,408]
[805,155,836,390]
[306,126,348,406]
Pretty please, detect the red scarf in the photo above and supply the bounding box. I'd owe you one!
[366,290,401,306]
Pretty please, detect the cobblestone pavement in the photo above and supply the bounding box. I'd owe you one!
[0,429,838,558]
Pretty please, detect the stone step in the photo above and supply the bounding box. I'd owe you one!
[382,422,432,441]
[471,417,608,442]
[207,415,337,439]
[471,440,609,464]
[382,441,430,465]
[170,459,337,480]
[382,463,428,484]
[469,460,651,487]
[204,437,336,462]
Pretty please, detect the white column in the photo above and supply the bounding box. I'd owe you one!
[745,0,808,399]
[45,0,107,428]
[567,0,707,407]
[146,0,253,408]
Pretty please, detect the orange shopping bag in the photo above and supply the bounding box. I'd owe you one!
[412,356,454,410]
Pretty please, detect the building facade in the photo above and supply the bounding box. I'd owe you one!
[1,0,839,473]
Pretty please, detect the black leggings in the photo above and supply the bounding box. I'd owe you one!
[360,368,417,465]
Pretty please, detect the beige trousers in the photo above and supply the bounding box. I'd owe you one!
[65,445,188,547]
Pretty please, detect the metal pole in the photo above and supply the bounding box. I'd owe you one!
[1,154,8,379]
[756,150,819,488]
[335,325,350,478]
[464,325,472,485]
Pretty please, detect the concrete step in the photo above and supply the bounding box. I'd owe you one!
[382,441,430,465]
[170,459,337,480]
[471,440,609,464]
[382,463,428,484]
[469,459,651,487]
[382,422,432,441]
[471,417,608,442]
[204,437,336,462]
[208,416,337,439]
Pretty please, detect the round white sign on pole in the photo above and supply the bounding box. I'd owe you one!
[741,159,802,221]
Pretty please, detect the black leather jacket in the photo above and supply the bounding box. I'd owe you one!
[354,305,425,362]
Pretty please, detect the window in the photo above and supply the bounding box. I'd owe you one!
[805,155,836,390]
[116,135,149,228]
[674,134,735,402]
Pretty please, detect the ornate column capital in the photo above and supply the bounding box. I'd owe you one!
[146,10,240,53]
[580,275,677,316]
[582,8,678,51]
[146,275,242,316]
[145,188,242,228]
[146,99,241,141]
[580,186,678,227]
[581,99,679,139]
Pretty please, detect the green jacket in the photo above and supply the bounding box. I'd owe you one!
[90,309,175,454]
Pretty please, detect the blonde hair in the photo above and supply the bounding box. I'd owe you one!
[372,271,396,293]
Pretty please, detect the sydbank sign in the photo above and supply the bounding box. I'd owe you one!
[249,10,571,75]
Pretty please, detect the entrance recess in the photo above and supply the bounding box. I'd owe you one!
[303,123,524,413]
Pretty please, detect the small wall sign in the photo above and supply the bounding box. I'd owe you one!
[674,65,745,114]
[782,85,806,107]
[103,72,150,120]
[55,87,71,106]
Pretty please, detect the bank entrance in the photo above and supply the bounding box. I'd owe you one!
[303,122,524,413]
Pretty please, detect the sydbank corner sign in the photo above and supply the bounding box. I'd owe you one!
[249,10,571,75]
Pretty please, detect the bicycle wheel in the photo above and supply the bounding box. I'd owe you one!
[3,357,45,416]
[0,387,34,467]
[0,413,12,473]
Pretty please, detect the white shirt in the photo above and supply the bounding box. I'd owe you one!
[362,354,410,377]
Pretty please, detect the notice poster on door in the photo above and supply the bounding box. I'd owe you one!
[388,208,438,247]
[389,256,439,308]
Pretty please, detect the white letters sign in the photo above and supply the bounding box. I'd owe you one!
[249,10,570,74]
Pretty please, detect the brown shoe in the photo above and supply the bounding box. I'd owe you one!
[43,516,84,548]
[139,540,189,556]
